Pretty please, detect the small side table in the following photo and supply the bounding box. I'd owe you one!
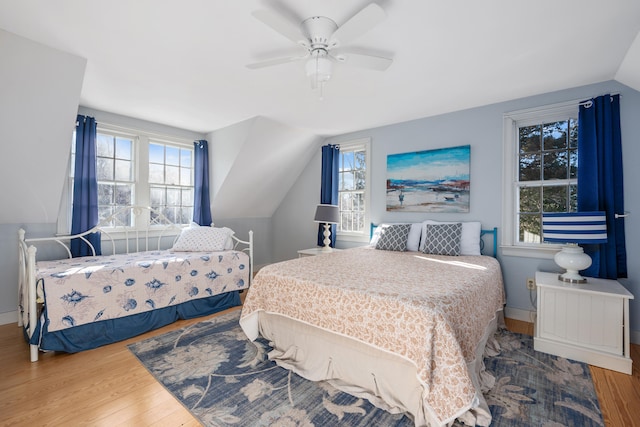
[534,271,634,374]
[297,247,341,258]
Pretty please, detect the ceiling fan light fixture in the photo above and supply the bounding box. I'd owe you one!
[306,55,332,83]
[306,52,332,95]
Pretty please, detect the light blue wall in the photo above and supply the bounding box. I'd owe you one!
[274,80,640,339]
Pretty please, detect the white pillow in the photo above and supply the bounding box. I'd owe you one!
[419,220,481,256]
[172,226,235,252]
[370,223,422,251]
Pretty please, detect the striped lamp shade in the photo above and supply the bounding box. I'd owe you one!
[542,211,607,244]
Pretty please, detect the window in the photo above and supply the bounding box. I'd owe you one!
[96,132,135,225]
[68,125,194,229]
[502,101,579,257]
[148,141,194,224]
[337,138,371,242]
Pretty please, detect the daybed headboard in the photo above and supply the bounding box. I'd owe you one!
[20,206,185,260]
[370,223,498,258]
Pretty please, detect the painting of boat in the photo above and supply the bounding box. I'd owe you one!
[386,145,470,212]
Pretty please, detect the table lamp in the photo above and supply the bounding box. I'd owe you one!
[314,204,339,252]
[542,211,607,283]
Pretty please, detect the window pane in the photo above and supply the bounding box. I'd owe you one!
[181,149,192,167]
[570,184,578,211]
[115,138,132,160]
[543,151,568,180]
[543,121,567,150]
[98,183,114,205]
[165,146,180,166]
[149,143,164,163]
[569,118,578,148]
[97,134,113,157]
[569,149,578,179]
[115,184,131,205]
[519,187,540,213]
[355,151,366,169]
[97,158,113,180]
[341,152,354,171]
[341,193,352,211]
[180,167,191,186]
[149,164,164,184]
[150,187,165,206]
[519,214,541,243]
[181,189,193,205]
[355,171,366,190]
[165,166,180,185]
[342,172,355,190]
[356,192,365,211]
[98,206,113,224]
[519,153,541,181]
[114,209,131,227]
[166,188,180,206]
[115,159,131,181]
[163,207,176,223]
[519,125,541,153]
[179,207,192,224]
[542,185,568,212]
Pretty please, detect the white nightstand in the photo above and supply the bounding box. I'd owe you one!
[297,247,341,258]
[534,271,634,374]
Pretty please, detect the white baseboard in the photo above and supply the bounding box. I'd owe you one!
[504,306,536,324]
[0,310,18,326]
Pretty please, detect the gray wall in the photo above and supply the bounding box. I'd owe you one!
[273,80,640,340]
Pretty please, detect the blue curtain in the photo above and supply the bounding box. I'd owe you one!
[193,140,212,226]
[317,144,340,247]
[577,94,627,279]
[71,115,101,257]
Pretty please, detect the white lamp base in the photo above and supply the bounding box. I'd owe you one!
[554,244,592,283]
[321,223,332,252]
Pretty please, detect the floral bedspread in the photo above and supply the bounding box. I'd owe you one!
[240,247,505,425]
[36,249,249,332]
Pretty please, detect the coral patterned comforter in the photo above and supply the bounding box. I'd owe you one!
[240,246,505,425]
[36,249,249,332]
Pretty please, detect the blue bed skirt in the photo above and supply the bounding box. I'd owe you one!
[29,291,242,353]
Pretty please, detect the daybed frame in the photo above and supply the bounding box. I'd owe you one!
[18,206,253,362]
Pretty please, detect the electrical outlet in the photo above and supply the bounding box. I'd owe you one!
[526,277,536,290]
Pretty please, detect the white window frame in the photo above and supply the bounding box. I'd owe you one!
[61,123,194,234]
[336,137,371,243]
[501,100,579,258]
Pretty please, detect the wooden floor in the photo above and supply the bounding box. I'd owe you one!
[1,313,638,426]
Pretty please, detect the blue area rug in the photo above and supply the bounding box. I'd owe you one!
[128,310,603,426]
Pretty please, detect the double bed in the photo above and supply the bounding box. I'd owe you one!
[18,206,253,362]
[240,221,504,426]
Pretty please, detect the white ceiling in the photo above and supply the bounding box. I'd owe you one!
[1,0,639,136]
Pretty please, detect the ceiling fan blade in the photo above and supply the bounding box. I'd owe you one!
[246,55,307,69]
[330,3,386,46]
[251,9,307,45]
[333,51,393,71]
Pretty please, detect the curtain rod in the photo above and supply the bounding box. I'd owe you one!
[579,92,621,107]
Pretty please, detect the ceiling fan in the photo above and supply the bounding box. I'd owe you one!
[247,3,393,97]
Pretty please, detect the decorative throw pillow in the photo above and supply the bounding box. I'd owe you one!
[172,226,235,252]
[370,223,422,251]
[375,224,412,251]
[422,223,462,256]
[419,220,481,255]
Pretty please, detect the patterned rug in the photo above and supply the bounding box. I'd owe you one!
[128,310,604,426]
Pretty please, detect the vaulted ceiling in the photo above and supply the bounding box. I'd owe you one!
[1,0,639,136]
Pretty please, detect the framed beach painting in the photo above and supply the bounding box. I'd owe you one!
[386,145,470,212]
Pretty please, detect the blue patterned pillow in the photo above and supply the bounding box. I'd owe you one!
[422,223,462,256]
[375,224,412,251]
